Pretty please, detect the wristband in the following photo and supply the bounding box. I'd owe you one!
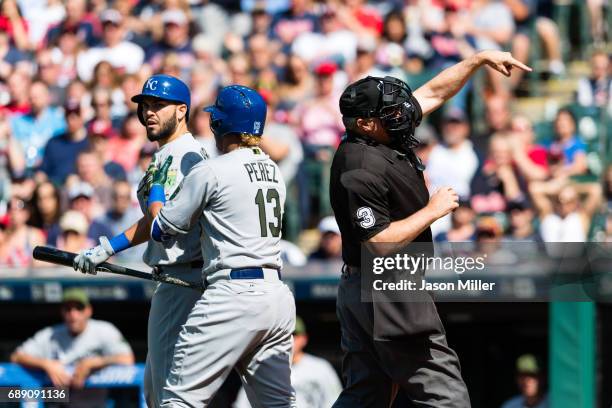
[151,217,172,243]
[147,184,166,207]
[108,232,130,253]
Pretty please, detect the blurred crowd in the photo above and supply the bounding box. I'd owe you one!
[0,0,610,268]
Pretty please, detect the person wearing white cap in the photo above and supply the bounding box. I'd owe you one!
[46,181,113,248]
[309,216,342,260]
[76,8,144,82]
[350,35,405,81]
[56,210,93,253]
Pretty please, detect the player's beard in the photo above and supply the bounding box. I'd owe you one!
[147,111,178,142]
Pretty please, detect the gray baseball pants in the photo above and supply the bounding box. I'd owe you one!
[160,272,296,407]
[144,265,203,408]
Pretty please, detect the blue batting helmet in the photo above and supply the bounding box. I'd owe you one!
[131,74,191,125]
[203,85,266,139]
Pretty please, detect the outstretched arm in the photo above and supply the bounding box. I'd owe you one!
[148,160,214,242]
[413,50,532,116]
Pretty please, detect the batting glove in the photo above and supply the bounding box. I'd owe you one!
[147,156,173,208]
[151,156,173,186]
[73,236,115,275]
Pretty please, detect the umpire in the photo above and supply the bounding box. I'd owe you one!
[330,51,531,407]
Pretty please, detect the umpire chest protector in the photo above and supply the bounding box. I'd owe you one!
[330,132,432,269]
[330,133,441,339]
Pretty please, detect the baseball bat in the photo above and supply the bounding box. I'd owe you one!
[33,246,203,290]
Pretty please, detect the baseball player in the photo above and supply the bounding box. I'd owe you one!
[146,85,296,407]
[73,74,208,407]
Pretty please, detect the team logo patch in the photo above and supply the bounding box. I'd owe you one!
[357,207,375,228]
[145,79,158,90]
[253,121,261,134]
[165,168,177,188]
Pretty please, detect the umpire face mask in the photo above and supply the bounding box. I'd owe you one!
[340,76,422,151]
[379,77,422,150]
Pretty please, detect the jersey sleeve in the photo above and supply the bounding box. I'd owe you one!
[98,322,133,357]
[16,327,53,359]
[320,360,343,406]
[154,161,217,238]
[165,150,206,199]
[340,168,390,241]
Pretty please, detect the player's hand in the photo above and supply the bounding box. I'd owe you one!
[427,187,459,219]
[140,162,157,197]
[477,50,532,77]
[43,360,71,388]
[151,156,173,187]
[71,357,102,389]
[73,236,115,275]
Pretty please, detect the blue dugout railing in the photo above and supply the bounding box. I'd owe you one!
[0,363,146,408]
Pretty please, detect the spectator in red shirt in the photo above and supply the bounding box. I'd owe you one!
[509,115,549,181]
[0,0,29,51]
[5,71,30,115]
[108,112,146,173]
[293,61,343,154]
[0,196,45,268]
[335,0,383,38]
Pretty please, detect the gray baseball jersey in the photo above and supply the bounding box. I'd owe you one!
[137,132,208,266]
[136,132,208,408]
[17,319,132,364]
[155,146,286,279]
[154,147,296,407]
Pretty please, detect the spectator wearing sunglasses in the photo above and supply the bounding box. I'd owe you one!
[11,288,134,405]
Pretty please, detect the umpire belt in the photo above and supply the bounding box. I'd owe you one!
[206,267,282,285]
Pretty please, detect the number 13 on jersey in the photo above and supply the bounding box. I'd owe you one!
[255,188,281,237]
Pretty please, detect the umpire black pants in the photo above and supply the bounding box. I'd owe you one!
[332,271,471,408]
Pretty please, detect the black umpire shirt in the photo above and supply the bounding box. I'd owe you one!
[330,132,432,268]
[330,131,443,339]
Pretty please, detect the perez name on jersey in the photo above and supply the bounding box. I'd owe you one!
[244,161,280,184]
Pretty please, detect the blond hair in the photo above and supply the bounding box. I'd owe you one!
[240,134,261,147]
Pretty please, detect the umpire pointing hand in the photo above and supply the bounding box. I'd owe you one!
[330,51,531,407]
